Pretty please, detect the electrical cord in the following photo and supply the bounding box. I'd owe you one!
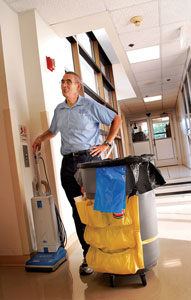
[39,155,67,248]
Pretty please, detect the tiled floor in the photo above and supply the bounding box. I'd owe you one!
[0,166,191,300]
[159,165,191,181]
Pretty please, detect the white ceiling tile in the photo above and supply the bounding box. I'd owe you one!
[145,103,163,112]
[163,97,177,103]
[104,0,154,11]
[141,87,162,98]
[131,59,161,73]
[134,69,161,81]
[120,27,160,50]
[137,80,160,88]
[110,1,159,34]
[163,80,180,87]
[139,82,162,91]
[128,105,146,113]
[4,0,18,3]
[120,98,143,105]
[163,90,178,98]
[161,41,187,58]
[7,0,106,24]
[162,65,184,77]
[162,83,179,95]
[162,53,187,69]
[162,73,182,83]
[160,0,191,25]
[161,21,189,44]
[163,100,177,109]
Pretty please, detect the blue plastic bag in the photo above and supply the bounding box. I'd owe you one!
[94,165,126,213]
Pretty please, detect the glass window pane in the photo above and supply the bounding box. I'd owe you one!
[63,38,74,71]
[182,88,188,115]
[152,117,171,139]
[80,55,97,93]
[77,33,93,58]
[185,79,191,113]
[103,84,114,107]
[130,120,149,142]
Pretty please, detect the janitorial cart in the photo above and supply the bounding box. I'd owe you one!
[75,155,165,287]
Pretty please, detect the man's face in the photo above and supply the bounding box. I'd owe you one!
[61,74,81,98]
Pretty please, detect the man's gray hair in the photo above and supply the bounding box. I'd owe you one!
[65,71,81,83]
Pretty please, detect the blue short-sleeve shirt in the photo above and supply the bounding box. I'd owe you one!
[49,96,116,155]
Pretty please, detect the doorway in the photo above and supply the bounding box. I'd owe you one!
[130,114,178,167]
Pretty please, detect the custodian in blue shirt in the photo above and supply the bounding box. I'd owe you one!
[49,96,116,155]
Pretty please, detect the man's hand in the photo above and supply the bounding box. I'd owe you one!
[32,136,42,155]
[90,144,110,157]
[32,130,57,155]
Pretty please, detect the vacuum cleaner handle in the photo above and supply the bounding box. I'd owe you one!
[34,152,43,196]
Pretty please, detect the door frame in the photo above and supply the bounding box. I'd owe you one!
[148,113,178,167]
[127,111,180,167]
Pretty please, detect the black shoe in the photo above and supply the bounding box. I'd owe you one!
[79,258,94,276]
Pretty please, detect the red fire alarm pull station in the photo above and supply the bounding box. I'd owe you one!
[46,56,55,72]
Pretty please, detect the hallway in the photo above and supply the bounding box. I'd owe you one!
[0,166,191,300]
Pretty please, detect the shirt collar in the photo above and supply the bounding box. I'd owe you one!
[62,95,83,109]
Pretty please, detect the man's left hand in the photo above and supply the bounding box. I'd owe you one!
[89,144,109,157]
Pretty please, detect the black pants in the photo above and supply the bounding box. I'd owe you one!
[60,152,101,258]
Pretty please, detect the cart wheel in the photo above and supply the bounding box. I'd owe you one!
[140,273,147,286]
[109,274,115,288]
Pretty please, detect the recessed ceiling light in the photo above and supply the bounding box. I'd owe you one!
[127,45,160,64]
[144,95,162,102]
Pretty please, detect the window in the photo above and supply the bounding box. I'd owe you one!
[130,120,149,142]
[63,38,74,71]
[67,32,123,158]
[79,55,98,93]
[103,84,113,107]
[77,33,94,59]
[152,117,171,140]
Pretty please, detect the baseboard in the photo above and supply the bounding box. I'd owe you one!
[65,232,79,255]
[0,255,31,267]
[0,233,78,267]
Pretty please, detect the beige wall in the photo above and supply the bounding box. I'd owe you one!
[0,0,34,258]
[0,2,76,263]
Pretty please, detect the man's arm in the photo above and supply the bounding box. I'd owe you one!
[104,114,122,145]
[32,129,57,155]
[90,114,122,157]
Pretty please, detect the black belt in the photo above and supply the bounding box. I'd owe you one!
[63,149,90,158]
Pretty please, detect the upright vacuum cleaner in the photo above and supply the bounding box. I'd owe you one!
[25,152,67,272]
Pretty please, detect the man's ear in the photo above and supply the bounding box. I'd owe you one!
[77,82,82,91]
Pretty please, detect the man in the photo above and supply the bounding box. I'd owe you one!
[33,71,122,275]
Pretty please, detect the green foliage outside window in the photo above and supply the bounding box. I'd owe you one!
[153,122,169,139]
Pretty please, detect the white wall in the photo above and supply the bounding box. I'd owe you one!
[176,93,191,168]
[18,10,76,239]
[34,11,76,238]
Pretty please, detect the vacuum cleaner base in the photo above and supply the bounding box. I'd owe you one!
[25,247,67,272]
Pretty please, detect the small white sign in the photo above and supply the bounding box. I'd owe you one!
[19,125,27,141]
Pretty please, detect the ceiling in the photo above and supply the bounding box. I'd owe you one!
[4,0,191,115]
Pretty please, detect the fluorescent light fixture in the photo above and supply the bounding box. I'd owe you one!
[144,95,162,102]
[127,45,160,63]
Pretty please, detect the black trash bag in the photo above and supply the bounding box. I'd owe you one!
[135,161,166,194]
